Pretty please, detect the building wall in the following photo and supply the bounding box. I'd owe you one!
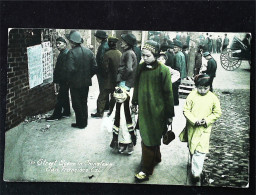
[6,29,57,130]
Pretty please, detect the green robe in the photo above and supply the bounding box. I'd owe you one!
[183,90,222,154]
[132,61,175,146]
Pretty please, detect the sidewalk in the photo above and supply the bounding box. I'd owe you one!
[4,76,191,185]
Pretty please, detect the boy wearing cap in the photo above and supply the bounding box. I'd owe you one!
[202,52,217,92]
[181,74,221,185]
[46,37,70,121]
[91,37,122,118]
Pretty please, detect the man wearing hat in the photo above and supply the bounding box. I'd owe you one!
[65,30,97,129]
[46,37,70,121]
[202,51,217,92]
[91,36,122,118]
[94,30,110,112]
[222,33,229,51]
[173,39,187,105]
[194,45,203,76]
[164,40,175,69]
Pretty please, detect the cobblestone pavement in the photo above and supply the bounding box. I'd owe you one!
[202,91,250,187]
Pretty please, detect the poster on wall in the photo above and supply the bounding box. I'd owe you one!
[27,44,43,89]
[42,41,53,80]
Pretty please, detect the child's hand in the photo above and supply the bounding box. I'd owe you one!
[195,121,201,127]
[200,119,207,128]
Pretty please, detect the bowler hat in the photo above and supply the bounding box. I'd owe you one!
[121,34,137,46]
[182,44,188,50]
[108,36,119,43]
[203,51,211,57]
[160,43,170,52]
[94,30,108,39]
[65,30,83,44]
[173,40,183,48]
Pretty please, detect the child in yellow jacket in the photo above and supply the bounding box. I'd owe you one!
[182,74,222,183]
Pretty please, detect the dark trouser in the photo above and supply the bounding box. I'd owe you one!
[52,83,70,117]
[70,86,89,127]
[172,79,181,106]
[141,141,161,175]
[194,68,200,76]
[113,96,132,128]
[97,88,115,115]
[222,45,228,51]
[209,77,214,92]
[217,45,221,53]
[97,74,109,110]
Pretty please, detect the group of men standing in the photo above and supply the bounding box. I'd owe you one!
[203,33,230,53]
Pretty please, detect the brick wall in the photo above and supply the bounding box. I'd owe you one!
[6,29,57,130]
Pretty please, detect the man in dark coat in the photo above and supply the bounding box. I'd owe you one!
[91,37,122,118]
[173,40,186,105]
[222,34,229,51]
[202,52,217,92]
[194,45,203,76]
[216,35,222,53]
[208,35,213,53]
[94,30,110,110]
[212,36,217,53]
[165,40,175,69]
[133,43,142,66]
[182,44,189,74]
[46,37,70,121]
[65,30,97,129]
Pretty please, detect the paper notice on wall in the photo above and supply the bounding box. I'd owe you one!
[27,44,43,88]
[42,41,53,80]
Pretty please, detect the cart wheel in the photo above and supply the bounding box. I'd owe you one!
[220,49,242,71]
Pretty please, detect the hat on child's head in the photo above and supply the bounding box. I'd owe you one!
[194,74,211,87]
[142,40,160,56]
[203,51,211,57]
[56,37,67,44]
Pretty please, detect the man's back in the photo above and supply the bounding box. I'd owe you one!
[66,46,97,88]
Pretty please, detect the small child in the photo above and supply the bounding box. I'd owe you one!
[182,74,222,184]
[157,52,180,83]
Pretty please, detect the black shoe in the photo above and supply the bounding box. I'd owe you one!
[127,143,134,155]
[71,123,87,129]
[91,113,103,118]
[110,140,118,149]
[118,144,127,154]
[46,116,61,121]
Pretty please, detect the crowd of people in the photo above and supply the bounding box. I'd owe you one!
[45,30,222,185]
